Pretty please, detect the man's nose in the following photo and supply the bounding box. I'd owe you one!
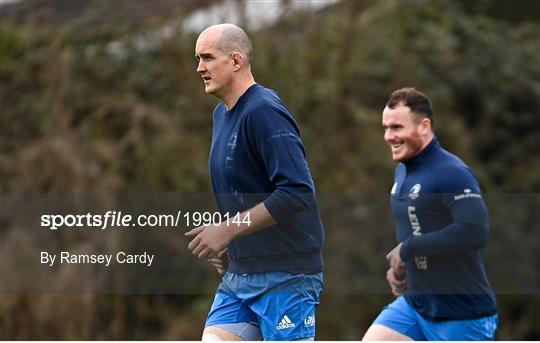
[384,130,394,142]
[197,59,205,73]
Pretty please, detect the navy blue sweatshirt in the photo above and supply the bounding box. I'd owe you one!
[209,84,324,274]
[391,138,497,320]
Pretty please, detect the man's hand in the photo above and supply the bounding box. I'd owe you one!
[207,248,229,275]
[386,243,408,296]
[386,242,404,271]
[185,224,235,259]
[386,264,408,296]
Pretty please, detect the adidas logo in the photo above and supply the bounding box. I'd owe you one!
[276,315,296,330]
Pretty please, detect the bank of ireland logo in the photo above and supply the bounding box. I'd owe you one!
[409,184,421,199]
[454,188,482,201]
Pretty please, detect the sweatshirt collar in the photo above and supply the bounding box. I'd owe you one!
[225,83,259,114]
[404,137,440,169]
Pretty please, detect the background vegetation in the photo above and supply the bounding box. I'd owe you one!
[1,0,539,339]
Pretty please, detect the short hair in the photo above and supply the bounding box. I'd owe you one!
[216,24,253,65]
[386,87,433,124]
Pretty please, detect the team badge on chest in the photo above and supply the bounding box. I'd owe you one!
[409,184,422,199]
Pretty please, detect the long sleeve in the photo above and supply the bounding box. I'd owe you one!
[400,195,489,260]
[247,102,316,223]
[400,167,489,261]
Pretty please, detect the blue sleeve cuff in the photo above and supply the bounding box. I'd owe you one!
[263,191,312,223]
[263,196,287,223]
[400,237,412,262]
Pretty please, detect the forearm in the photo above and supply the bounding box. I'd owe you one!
[400,195,490,261]
[400,222,488,261]
[228,202,276,240]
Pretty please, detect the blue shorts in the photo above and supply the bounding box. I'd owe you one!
[374,296,499,340]
[205,271,324,340]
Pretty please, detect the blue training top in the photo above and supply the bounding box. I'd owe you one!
[391,138,497,320]
[209,84,324,274]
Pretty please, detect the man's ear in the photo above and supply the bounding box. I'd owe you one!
[231,52,243,71]
[420,117,432,134]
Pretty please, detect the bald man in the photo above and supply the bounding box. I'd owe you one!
[186,24,324,341]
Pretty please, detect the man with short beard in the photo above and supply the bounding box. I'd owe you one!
[363,88,498,341]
